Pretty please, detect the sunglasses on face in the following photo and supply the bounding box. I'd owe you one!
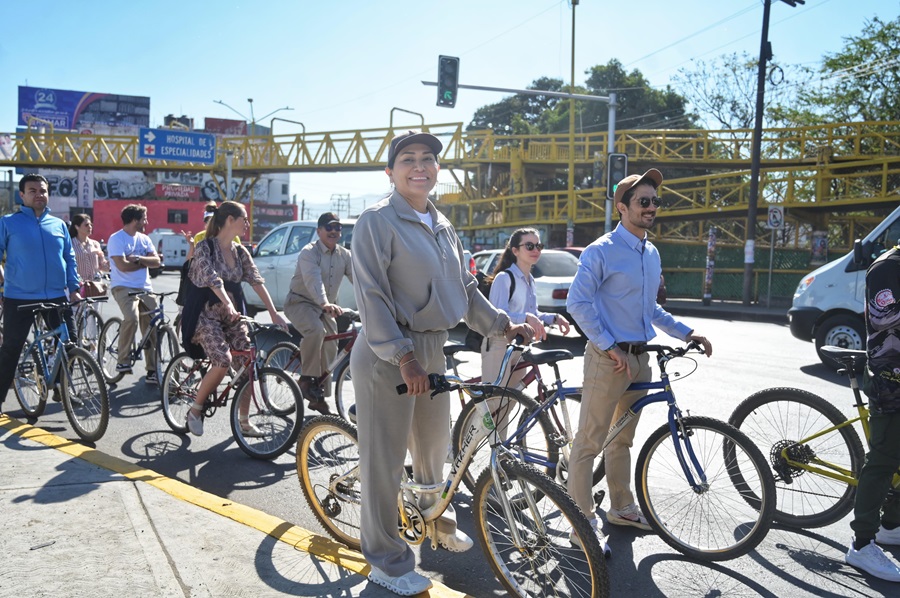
[516,242,544,251]
[636,196,662,208]
[323,224,342,232]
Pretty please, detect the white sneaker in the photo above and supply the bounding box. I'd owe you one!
[570,517,611,558]
[186,407,204,437]
[607,502,653,531]
[240,420,266,438]
[367,565,433,596]
[877,525,900,546]
[846,538,900,582]
[434,528,474,553]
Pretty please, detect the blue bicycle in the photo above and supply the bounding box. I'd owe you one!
[13,301,110,441]
[455,340,776,561]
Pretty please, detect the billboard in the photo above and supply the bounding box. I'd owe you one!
[18,86,150,130]
[204,117,247,136]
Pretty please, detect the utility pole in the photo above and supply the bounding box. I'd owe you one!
[330,193,350,219]
[743,0,805,306]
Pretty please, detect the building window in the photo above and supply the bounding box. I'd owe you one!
[168,209,189,224]
[282,183,289,195]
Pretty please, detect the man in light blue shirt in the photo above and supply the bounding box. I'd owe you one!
[566,168,712,553]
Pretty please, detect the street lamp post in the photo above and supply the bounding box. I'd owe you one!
[567,0,578,246]
[213,99,293,241]
[742,0,805,306]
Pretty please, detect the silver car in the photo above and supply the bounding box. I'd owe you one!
[244,219,357,312]
[472,248,583,336]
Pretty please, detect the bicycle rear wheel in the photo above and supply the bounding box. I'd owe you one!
[541,392,606,492]
[76,308,104,353]
[728,387,864,528]
[636,416,775,561]
[97,317,125,384]
[161,353,201,434]
[230,367,302,460]
[333,358,355,422]
[263,341,303,378]
[14,346,47,417]
[61,347,109,442]
[296,415,363,550]
[472,458,609,598]
[452,387,554,496]
[154,325,179,387]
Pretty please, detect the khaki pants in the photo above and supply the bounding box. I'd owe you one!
[480,336,527,389]
[111,286,158,372]
[567,342,651,516]
[284,300,337,379]
[353,328,458,577]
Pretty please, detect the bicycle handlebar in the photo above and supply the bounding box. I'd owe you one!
[128,290,178,299]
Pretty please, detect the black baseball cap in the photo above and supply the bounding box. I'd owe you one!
[387,130,443,168]
[317,212,340,228]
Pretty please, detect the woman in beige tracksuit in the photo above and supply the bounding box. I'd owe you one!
[350,131,533,596]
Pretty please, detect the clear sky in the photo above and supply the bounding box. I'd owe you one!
[1,0,895,215]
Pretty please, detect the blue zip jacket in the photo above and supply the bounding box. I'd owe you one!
[0,205,81,300]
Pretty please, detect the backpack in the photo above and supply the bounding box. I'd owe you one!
[465,269,516,351]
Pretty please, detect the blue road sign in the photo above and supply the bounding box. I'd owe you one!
[139,127,216,164]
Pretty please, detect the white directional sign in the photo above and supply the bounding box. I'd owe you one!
[139,127,216,165]
[767,205,785,230]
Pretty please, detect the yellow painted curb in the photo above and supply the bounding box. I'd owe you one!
[0,414,470,598]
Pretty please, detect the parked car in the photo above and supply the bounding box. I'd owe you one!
[463,250,477,276]
[473,248,583,336]
[243,219,357,313]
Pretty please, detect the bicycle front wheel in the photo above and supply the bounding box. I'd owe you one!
[263,341,303,378]
[97,317,125,384]
[333,358,355,422]
[154,325,179,387]
[161,353,202,434]
[452,387,553,496]
[296,415,362,550]
[61,347,109,442]
[76,308,104,353]
[473,458,609,598]
[636,416,775,561]
[14,346,47,417]
[729,387,864,528]
[230,367,302,460]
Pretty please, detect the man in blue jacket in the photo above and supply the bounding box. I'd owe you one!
[0,174,81,414]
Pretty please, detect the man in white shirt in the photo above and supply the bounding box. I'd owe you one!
[108,204,161,385]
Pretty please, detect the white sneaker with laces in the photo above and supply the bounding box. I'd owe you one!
[367,565,433,596]
[607,502,653,531]
[240,420,265,438]
[434,528,474,553]
[186,407,204,437]
[846,538,900,582]
[569,517,611,558]
[876,525,900,546]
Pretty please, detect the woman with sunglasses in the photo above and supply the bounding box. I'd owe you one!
[482,227,571,389]
[350,131,534,595]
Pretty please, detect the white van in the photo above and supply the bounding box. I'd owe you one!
[156,233,191,271]
[789,204,900,369]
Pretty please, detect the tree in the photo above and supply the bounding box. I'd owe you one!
[468,60,697,135]
[777,15,900,124]
[467,77,565,134]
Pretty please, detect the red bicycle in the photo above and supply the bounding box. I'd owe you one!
[263,310,360,421]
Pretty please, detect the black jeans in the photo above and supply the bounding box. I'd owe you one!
[850,411,900,541]
[0,296,74,406]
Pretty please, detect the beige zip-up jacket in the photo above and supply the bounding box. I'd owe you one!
[285,239,352,308]
[351,191,510,365]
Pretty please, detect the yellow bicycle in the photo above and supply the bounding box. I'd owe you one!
[728,345,897,528]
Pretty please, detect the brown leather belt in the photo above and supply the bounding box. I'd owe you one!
[617,342,647,355]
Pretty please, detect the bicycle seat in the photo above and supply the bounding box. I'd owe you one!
[443,343,473,357]
[521,346,574,366]
[820,345,867,370]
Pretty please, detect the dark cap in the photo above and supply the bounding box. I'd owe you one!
[613,168,664,204]
[317,212,341,228]
[387,130,443,168]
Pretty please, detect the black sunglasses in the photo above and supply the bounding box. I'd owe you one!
[516,242,544,251]
[637,196,662,208]
[323,223,343,232]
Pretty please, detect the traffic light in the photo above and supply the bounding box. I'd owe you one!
[606,153,628,200]
[437,55,460,108]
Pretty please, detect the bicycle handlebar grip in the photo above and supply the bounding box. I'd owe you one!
[396,373,443,395]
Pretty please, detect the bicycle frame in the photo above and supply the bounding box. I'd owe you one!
[24,310,72,392]
[121,292,172,363]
